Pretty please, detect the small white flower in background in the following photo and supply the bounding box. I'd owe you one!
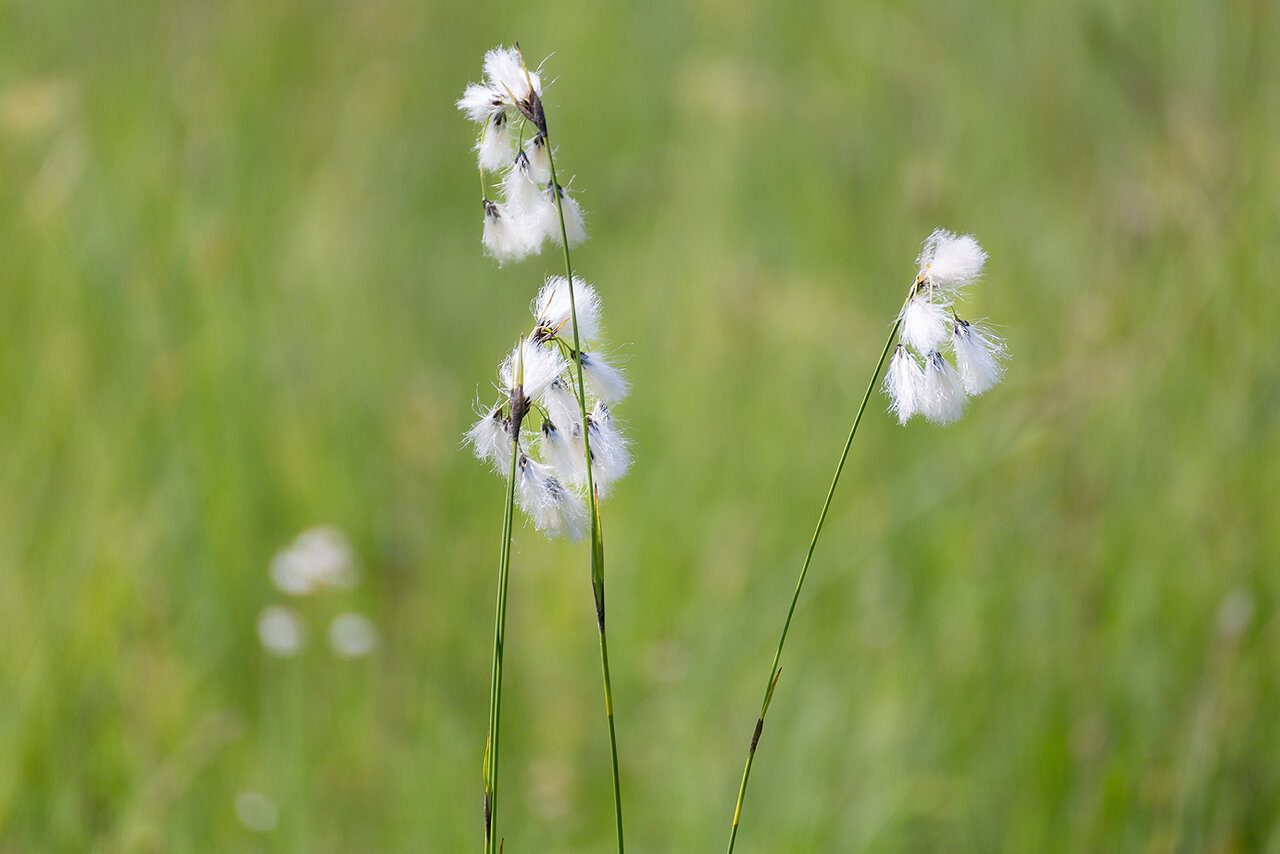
[269,526,356,595]
[883,229,1006,425]
[257,606,306,657]
[459,45,588,266]
[465,275,632,539]
[235,791,279,833]
[328,612,379,659]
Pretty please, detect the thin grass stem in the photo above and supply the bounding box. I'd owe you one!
[546,142,626,854]
[725,309,906,854]
[483,369,522,854]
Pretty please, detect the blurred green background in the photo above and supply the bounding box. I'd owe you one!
[2,0,1278,851]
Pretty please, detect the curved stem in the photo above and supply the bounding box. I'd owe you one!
[546,141,626,854]
[725,315,903,854]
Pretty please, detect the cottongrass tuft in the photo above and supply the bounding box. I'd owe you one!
[467,278,631,539]
[883,229,1007,425]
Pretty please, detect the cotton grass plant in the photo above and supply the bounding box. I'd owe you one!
[723,230,1007,851]
[459,44,630,854]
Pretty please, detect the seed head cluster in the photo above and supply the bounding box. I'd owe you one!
[458,45,587,265]
[466,276,631,540]
[883,229,1007,425]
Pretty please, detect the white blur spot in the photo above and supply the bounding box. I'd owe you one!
[235,790,279,832]
[1216,588,1254,640]
[270,526,356,596]
[257,606,306,657]
[328,612,378,659]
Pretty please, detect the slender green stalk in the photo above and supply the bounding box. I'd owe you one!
[725,310,906,854]
[546,142,626,854]
[483,389,521,854]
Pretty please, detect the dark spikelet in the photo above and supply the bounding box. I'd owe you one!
[750,717,764,753]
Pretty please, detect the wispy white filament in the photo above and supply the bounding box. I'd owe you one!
[482,45,542,107]
[580,351,629,403]
[517,455,588,540]
[884,345,925,425]
[541,183,587,247]
[482,201,532,265]
[951,319,1006,395]
[477,112,513,173]
[466,403,513,471]
[921,350,967,425]
[527,134,552,184]
[917,229,986,292]
[500,339,566,401]
[543,378,584,439]
[540,418,586,484]
[586,401,632,495]
[900,296,951,355]
[533,275,602,345]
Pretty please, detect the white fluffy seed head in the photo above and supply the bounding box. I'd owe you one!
[456,83,505,124]
[542,183,587,248]
[482,201,533,265]
[483,45,542,106]
[540,418,587,486]
[580,351,629,403]
[517,454,588,540]
[917,229,986,292]
[586,401,632,496]
[476,112,514,172]
[527,134,552,185]
[920,350,967,425]
[500,339,566,402]
[900,296,951,355]
[465,402,513,472]
[884,345,925,426]
[543,378,584,440]
[533,275,602,345]
[951,319,1006,395]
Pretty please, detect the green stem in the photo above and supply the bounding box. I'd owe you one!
[725,313,904,854]
[484,412,521,854]
[546,141,626,854]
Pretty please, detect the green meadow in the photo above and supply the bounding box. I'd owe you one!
[2,0,1278,850]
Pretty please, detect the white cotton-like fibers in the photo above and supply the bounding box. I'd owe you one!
[482,201,532,265]
[541,184,587,248]
[586,401,632,495]
[900,296,951,355]
[920,351,967,425]
[476,112,514,172]
[465,403,512,471]
[580,351,629,403]
[456,83,504,124]
[533,275,602,345]
[951,320,1006,395]
[500,339,566,401]
[483,45,542,104]
[884,345,925,426]
[540,418,586,485]
[917,229,986,291]
[527,134,552,184]
[543,378,584,439]
[517,455,587,540]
